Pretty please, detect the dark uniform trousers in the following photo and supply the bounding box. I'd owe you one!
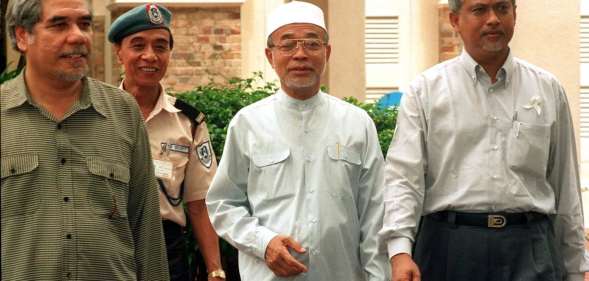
[413,211,566,281]
[163,220,191,281]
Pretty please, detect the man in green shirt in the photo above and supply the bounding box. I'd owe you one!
[1,0,169,280]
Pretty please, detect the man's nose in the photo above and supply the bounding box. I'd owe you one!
[66,25,89,45]
[292,41,309,59]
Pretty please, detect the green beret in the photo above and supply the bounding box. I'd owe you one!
[108,3,173,48]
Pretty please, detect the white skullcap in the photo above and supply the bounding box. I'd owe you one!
[266,1,327,39]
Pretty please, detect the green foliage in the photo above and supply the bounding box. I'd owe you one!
[343,97,398,156]
[175,72,277,161]
[0,64,23,85]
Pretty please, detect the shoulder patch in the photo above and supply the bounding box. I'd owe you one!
[195,141,213,168]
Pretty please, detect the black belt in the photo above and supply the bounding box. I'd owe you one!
[427,211,548,228]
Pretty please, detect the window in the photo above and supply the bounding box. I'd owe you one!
[365,16,400,103]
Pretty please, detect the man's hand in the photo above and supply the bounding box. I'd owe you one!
[264,235,308,277]
[391,253,421,281]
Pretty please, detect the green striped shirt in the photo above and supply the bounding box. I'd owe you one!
[1,72,169,281]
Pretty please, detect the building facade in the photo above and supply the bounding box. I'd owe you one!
[3,1,585,184]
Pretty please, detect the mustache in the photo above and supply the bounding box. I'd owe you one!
[288,64,313,69]
[481,30,505,36]
[59,46,89,57]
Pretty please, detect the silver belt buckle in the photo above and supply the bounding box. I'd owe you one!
[487,214,507,228]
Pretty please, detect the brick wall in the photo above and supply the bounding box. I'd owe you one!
[91,15,106,82]
[438,5,462,62]
[110,6,241,92]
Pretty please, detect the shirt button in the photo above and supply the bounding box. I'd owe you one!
[64,197,69,202]
[492,145,499,151]
[308,189,314,194]
[109,172,114,178]
[492,175,499,180]
[66,234,72,239]
[57,123,62,130]
[488,88,494,93]
[61,158,66,165]
[66,272,72,279]
[10,167,16,174]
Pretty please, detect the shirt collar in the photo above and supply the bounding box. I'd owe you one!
[2,70,106,117]
[276,89,324,110]
[119,80,179,121]
[152,84,181,114]
[459,49,514,86]
[2,71,28,110]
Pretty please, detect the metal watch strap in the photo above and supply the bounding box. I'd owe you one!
[208,269,226,279]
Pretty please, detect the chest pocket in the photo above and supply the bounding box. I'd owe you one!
[327,144,361,165]
[1,154,40,217]
[86,157,130,218]
[507,121,551,177]
[326,144,362,201]
[250,148,292,199]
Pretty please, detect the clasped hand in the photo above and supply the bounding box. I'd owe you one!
[264,235,309,277]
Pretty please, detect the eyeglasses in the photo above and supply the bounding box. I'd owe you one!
[270,39,326,55]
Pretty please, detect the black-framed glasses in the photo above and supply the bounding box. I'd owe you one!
[271,39,326,55]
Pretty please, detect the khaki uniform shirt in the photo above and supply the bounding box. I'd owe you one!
[1,72,169,281]
[122,83,217,227]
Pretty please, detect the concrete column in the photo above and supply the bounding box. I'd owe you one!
[240,0,283,84]
[323,0,366,100]
[398,0,439,87]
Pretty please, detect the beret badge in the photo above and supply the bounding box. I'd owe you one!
[147,4,164,25]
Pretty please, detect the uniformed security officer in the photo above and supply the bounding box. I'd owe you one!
[107,4,225,281]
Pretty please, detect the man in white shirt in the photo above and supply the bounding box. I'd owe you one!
[381,0,588,280]
[206,1,390,280]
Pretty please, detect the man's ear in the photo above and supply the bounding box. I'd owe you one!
[265,48,275,69]
[325,44,331,62]
[114,44,123,64]
[15,26,30,52]
[449,11,460,32]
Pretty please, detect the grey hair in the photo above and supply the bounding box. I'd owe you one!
[6,0,92,52]
[448,0,516,13]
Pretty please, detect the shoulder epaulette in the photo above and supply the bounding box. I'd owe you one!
[174,99,203,125]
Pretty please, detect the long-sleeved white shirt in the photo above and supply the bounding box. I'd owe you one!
[381,50,588,280]
[206,90,390,281]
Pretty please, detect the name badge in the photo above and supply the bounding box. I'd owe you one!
[153,159,173,180]
[161,142,190,154]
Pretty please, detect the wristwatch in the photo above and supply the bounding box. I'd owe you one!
[208,269,226,279]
